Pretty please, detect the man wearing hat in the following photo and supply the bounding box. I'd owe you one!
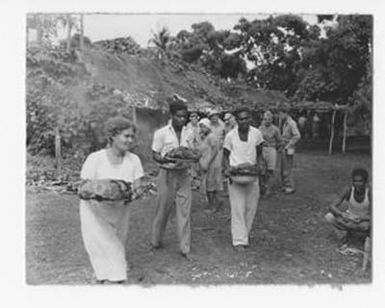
[259,110,282,196]
[208,109,226,142]
[208,109,226,200]
[186,110,202,190]
[186,110,201,148]
[279,106,301,194]
[197,118,223,213]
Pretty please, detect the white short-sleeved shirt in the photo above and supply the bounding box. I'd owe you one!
[152,124,193,156]
[80,149,144,183]
[223,126,264,167]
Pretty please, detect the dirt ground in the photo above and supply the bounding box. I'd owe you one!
[26,151,371,285]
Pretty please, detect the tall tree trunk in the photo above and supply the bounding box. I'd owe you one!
[79,14,84,50]
[342,110,348,153]
[328,110,336,155]
[55,128,62,178]
[66,14,72,53]
[132,106,137,125]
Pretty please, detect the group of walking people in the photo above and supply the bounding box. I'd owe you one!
[78,99,371,284]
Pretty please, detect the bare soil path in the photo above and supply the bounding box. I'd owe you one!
[26,152,371,285]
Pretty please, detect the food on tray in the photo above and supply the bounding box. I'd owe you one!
[228,164,260,176]
[165,146,201,161]
[78,179,133,202]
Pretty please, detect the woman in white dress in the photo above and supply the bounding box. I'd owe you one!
[79,116,144,284]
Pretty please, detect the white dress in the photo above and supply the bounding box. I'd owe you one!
[79,149,144,281]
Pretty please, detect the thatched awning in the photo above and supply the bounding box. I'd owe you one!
[291,101,351,112]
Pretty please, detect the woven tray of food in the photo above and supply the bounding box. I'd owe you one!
[165,146,201,162]
[228,165,260,176]
[78,179,133,202]
[227,164,260,184]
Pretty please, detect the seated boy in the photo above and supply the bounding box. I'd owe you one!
[325,168,371,245]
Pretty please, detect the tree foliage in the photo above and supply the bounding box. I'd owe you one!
[149,27,171,51]
[294,15,372,104]
[171,21,246,79]
[26,14,372,163]
[27,13,81,50]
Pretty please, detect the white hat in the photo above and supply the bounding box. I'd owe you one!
[198,118,211,128]
[207,109,220,118]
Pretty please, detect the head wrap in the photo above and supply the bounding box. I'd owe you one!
[264,110,273,119]
[207,109,220,118]
[199,118,211,128]
[224,112,234,120]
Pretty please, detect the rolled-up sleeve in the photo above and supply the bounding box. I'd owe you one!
[255,130,264,146]
[287,121,301,148]
[80,153,97,179]
[275,127,283,146]
[133,156,144,181]
[152,129,163,153]
[181,128,194,148]
[223,133,232,152]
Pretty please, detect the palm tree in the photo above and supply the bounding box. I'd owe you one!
[56,14,78,52]
[149,27,171,59]
[150,27,170,50]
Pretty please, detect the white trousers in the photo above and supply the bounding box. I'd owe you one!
[228,178,260,246]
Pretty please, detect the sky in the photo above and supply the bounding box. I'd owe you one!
[51,13,318,47]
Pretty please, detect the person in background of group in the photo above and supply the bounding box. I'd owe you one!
[223,107,264,251]
[79,116,144,284]
[222,112,238,196]
[208,109,226,144]
[325,168,371,246]
[208,109,226,209]
[150,100,195,261]
[259,110,282,197]
[186,110,201,148]
[186,110,202,190]
[224,112,237,136]
[279,106,301,194]
[311,112,321,139]
[197,118,223,213]
[297,112,307,141]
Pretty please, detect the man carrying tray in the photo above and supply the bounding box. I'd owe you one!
[150,99,196,261]
[223,107,265,251]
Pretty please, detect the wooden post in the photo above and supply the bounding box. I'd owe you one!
[132,106,137,125]
[342,110,348,153]
[328,110,337,155]
[55,127,62,178]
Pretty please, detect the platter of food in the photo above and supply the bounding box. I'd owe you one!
[165,146,201,162]
[227,164,261,184]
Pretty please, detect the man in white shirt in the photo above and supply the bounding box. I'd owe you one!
[279,106,301,194]
[150,100,194,260]
[223,107,265,251]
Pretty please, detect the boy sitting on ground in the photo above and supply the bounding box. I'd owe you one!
[325,168,371,246]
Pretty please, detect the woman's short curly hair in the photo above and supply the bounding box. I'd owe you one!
[104,116,136,144]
